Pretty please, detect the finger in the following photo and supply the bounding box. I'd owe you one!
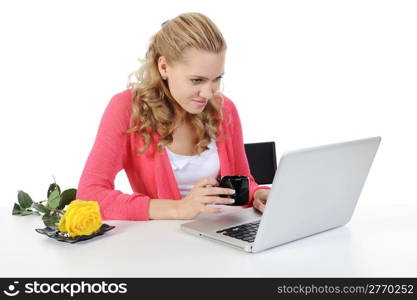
[259,198,267,205]
[253,199,265,213]
[195,177,219,188]
[202,187,235,196]
[203,196,235,205]
[254,204,264,213]
[253,199,260,211]
[256,203,265,213]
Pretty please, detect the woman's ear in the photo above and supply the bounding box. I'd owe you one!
[158,56,168,80]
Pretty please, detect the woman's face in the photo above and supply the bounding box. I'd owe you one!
[158,48,225,115]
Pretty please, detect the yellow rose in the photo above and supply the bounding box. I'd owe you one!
[56,200,102,238]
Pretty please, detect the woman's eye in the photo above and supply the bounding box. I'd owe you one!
[191,77,223,84]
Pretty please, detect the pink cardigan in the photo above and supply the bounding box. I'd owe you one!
[77,89,270,220]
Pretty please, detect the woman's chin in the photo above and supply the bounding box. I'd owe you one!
[185,105,206,114]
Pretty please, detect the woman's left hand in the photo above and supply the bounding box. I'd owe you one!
[253,189,270,213]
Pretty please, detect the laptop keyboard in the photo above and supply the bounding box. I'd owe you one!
[216,220,260,243]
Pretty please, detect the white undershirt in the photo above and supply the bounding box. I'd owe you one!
[166,140,220,198]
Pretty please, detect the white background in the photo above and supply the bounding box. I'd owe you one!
[1,0,416,212]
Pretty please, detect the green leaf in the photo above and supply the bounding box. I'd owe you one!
[17,190,33,209]
[58,188,77,209]
[20,209,34,216]
[47,183,61,199]
[47,188,61,209]
[12,203,22,215]
[32,202,51,214]
[42,213,61,227]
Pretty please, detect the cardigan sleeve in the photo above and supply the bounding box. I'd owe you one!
[76,91,150,220]
[226,99,271,206]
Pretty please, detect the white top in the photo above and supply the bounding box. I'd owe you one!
[166,139,220,198]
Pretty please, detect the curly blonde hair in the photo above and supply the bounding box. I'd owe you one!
[125,12,227,155]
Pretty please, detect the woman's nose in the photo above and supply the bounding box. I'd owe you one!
[199,84,215,99]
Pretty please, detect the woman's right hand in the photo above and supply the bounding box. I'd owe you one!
[175,177,236,220]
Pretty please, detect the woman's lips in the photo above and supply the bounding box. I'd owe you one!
[192,99,208,107]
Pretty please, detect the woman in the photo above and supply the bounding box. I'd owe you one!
[77,12,270,220]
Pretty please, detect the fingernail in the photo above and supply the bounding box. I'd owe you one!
[229,189,235,194]
[228,199,235,203]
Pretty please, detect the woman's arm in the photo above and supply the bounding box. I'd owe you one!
[77,91,152,220]
[148,199,179,219]
[149,177,236,220]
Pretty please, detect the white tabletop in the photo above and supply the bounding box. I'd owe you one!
[1,202,416,278]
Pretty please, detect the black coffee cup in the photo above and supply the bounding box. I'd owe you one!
[218,176,249,206]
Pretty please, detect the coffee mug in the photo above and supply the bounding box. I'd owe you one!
[218,175,249,206]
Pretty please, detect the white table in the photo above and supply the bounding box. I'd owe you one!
[1,202,416,277]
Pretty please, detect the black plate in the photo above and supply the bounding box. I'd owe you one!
[35,224,115,243]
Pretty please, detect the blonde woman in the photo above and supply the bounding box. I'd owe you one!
[77,12,271,220]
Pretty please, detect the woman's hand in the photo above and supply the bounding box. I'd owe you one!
[175,177,236,220]
[253,189,270,213]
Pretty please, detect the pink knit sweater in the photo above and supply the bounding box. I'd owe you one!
[76,89,270,220]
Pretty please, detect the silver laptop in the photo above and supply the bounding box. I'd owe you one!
[181,136,381,253]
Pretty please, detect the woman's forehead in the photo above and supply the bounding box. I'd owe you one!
[179,49,225,74]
